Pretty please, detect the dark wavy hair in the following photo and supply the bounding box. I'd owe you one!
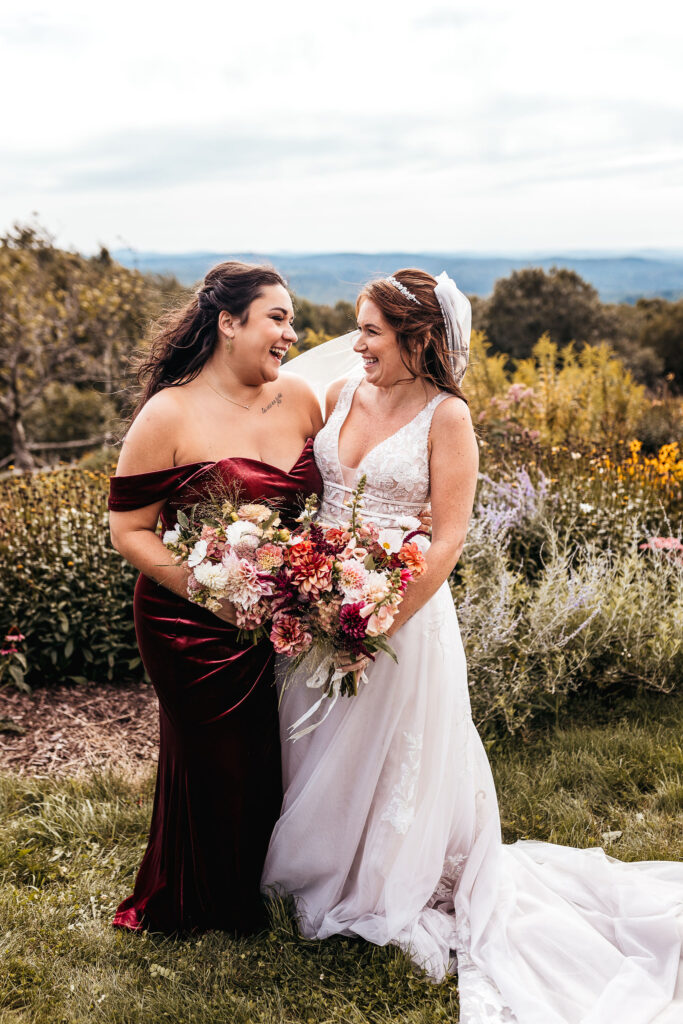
[356,268,467,402]
[133,261,287,417]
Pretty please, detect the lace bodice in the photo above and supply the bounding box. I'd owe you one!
[314,373,450,526]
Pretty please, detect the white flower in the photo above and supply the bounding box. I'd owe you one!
[338,558,369,599]
[396,515,421,532]
[579,503,594,514]
[225,520,261,546]
[162,525,181,546]
[237,503,272,524]
[377,528,403,554]
[193,561,230,594]
[187,539,208,567]
[362,571,390,603]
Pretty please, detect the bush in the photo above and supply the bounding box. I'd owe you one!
[0,469,139,689]
[1,459,680,740]
[456,467,683,734]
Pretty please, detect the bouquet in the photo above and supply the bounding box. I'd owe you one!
[273,476,428,738]
[162,477,428,737]
[162,493,294,643]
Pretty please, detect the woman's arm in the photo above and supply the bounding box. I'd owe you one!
[109,393,237,623]
[386,397,479,636]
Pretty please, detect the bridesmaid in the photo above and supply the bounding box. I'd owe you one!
[108,261,323,934]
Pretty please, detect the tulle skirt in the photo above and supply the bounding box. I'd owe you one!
[263,581,683,1023]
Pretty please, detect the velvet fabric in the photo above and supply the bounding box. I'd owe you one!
[108,438,322,934]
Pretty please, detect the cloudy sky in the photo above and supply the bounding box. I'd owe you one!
[1,0,682,254]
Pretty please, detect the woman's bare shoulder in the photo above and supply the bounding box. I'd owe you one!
[324,377,348,419]
[116,388,186,475]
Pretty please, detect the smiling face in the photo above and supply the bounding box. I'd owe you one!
[219,284,297,385]
[354,298,408,387]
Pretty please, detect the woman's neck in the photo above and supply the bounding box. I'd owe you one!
[365,375,434,414]
[201,352,265,401]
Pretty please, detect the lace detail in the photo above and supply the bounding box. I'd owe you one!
[429,852,468,908]
[380,731,423,834]
[456,945,519,1024]
[314,373,451,527]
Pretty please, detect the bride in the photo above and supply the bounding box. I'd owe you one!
[262,269,683,1023]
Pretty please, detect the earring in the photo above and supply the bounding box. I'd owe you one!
[225,335,233,354]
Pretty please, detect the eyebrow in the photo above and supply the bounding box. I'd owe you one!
[269,306,294,318]
[358,321,380,330]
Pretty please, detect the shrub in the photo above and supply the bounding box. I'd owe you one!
[0,469,139,689]
[456,472,683,735]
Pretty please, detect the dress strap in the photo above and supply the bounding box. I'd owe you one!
[331,373,363,419]
[108,464,206,511]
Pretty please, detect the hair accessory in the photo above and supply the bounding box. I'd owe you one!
[433,272,472,386]
[386,276,420,305]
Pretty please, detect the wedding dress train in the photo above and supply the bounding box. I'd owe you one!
[262,374,683,1023]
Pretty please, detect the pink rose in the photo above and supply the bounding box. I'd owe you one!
[360,603,395,636]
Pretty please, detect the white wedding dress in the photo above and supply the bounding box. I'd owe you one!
[262,373,683,1024]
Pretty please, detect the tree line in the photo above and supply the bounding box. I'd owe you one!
[1,224,681,469]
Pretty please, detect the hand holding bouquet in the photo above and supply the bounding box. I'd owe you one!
[161,495,293,643]
[162,476,428,738]
[274,477,428,738]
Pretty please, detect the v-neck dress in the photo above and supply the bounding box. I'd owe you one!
[108,438,322,935]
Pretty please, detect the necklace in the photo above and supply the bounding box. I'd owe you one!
[205,378,263,410]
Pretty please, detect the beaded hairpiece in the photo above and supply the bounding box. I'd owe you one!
[386,276,420,305]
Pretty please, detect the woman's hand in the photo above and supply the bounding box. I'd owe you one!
[212,599,238,626]
[418,505,433,533]
[335,651,371,679]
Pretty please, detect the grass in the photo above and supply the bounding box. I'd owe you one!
[0,692,681,1024]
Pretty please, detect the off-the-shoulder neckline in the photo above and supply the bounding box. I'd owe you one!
[112,437,314,482]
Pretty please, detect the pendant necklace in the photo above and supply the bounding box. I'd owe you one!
[205,378,262,410]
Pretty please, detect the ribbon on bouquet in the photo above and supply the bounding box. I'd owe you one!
[286,646,369,742]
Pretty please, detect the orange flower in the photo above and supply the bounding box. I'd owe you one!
[288,544,334,598]
[398,541,427,577]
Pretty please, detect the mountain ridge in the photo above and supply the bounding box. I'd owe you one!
[111,250,683,304]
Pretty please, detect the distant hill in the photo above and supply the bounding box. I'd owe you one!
[111,250,683,304]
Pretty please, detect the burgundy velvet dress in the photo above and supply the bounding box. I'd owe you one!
[108,438,322,935]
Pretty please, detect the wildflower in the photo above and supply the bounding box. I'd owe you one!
[377,528,403,555]
[579,503,593,514]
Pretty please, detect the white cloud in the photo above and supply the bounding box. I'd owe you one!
[0,0,681,252]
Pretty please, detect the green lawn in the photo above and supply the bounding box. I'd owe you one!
[1,692,681,1024]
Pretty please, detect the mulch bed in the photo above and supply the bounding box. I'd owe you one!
[0,682,159,777]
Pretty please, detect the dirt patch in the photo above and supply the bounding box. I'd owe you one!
[0,682,159,777]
